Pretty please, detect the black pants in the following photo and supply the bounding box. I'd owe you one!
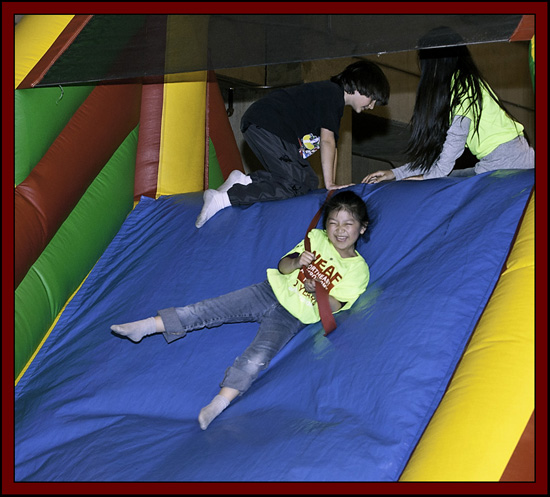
[228,125,319,206]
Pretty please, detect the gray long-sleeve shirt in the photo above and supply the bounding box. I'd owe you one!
[393,116,470,180]
[392,115,533,180]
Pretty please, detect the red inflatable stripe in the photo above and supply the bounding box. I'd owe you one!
[134,83,163,200]
[14,83,142,288]
[206,70,244,179]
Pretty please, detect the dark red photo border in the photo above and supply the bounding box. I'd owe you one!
[3,2,547,495]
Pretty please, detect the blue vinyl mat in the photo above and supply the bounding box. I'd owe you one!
[14,169,534,481]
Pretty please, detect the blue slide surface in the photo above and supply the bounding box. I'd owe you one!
[14,170,534,481]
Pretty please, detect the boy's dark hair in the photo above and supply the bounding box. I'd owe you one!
[331,60,390,106]
[323,190,369,230]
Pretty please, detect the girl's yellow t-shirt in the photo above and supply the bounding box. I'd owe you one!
[267,229,370,324]
[452,81,524,159]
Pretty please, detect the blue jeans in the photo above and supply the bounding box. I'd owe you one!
[157,280,306,394]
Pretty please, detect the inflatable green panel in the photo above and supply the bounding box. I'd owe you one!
[208,137,224,189]
[14,85,94,185]
[14,126,139,379]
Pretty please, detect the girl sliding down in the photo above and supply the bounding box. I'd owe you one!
[111,190,370,430]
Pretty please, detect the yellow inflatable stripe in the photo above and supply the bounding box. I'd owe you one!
[504,195,535,273]
[14,15,74,89]
[157,72,207,197]
[400,194,535,481]
[15,269,91,386]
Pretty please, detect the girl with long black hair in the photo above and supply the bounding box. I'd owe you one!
[363,28,534,183]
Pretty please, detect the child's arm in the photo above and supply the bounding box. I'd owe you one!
[319,291,344,313]
[320,128,353,190]
[319,128,337,190]
[278,251,315,274]
[328,296,344,312]
[303,276,345,312]
[278,250,345,312]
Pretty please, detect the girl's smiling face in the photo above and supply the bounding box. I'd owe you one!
[325,208,367,258]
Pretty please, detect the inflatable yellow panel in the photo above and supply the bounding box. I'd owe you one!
[157,72,207,196]
[14,15,74,88]
[400,194,535,481]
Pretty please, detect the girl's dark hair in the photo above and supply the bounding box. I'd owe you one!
[323,191,369,230]
[331,60,390,106]
[407,27,520,173]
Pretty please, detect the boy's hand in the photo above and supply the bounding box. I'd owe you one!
[325,182,354,191]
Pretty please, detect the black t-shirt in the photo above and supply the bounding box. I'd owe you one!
[241,81,345,145]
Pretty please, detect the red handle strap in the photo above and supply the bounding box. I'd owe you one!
[303,191,337,336]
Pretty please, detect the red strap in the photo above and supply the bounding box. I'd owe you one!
[315,280,337,336]
[303,191,337,336]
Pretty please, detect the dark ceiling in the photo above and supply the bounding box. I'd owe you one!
[20,14,525,88]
